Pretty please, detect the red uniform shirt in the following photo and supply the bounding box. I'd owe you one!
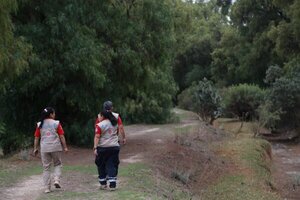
[34,122,64,137]
[95,117,123,135]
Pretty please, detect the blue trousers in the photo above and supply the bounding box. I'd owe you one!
[95,146,120,188]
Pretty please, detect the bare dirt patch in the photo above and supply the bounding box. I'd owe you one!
[2,175,43,200]
[272,143,300,199]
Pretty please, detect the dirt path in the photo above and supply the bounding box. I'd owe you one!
[272,143,300,199]
[2,175,43,200]
[5,109,298,200]
[1,109,200,200]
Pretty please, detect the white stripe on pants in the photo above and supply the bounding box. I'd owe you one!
[41,151,62,189]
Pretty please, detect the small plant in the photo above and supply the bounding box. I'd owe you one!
[294,175,300,187]
[174,127,194,147]
[171,167,194,184]
[252,101,281,137]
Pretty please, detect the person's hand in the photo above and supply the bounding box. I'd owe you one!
[98,114,104,122]
[122,138,127,145]
[94,149,98,156]
[64,147,69,153]
[33,148,39,157]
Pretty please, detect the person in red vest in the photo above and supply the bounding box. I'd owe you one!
[33,107,68,193]
[93,101,126,190]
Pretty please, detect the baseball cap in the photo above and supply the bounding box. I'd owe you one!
[103,101,113,110]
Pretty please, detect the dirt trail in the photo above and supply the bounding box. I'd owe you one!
[4,108,298,200]
[272,143,300,199]
[1,109,199,200]
[2,175,43,200]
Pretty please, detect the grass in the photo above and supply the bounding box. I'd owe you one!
[0,159,42,187]
[172,108,198,122]
[39,191,96,200]
[223,138,272,179]
[201,118,281,200]
[63,164,97,174]
[118,163,192,199]
[201,174,279,200]
[37,163,192,200]
[174,126,197,147]
[1,115,281,200]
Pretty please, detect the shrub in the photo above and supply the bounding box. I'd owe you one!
[177,87,194,111]
[65,119,95,147]
[264,65,283,84]
[171,168,193,184]
[223,84,265,120]
[252,101,282,137]
[178,78,222,124]
[266,63,300,128]
[0,123,31,155]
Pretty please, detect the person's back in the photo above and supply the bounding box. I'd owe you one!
[93,101,126,190]
[38,119,62,152]
[33,107,68,193]
[96,112,119,148]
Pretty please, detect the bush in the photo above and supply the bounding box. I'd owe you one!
[177,88,194,111]
[252,101,282,137]
[223,84,265,120]
[0,123,31,155]
[264,65,283,84]
[267,63,300,128]
[178,79,222,124]
[65,119,95,147]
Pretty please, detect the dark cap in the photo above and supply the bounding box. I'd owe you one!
[103,101,113,110]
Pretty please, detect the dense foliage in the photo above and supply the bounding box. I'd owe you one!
[0,0,31,90]
[1,0,299,154]
[222,84,265,119]
[267,62,300,128]
[174,0,300,130]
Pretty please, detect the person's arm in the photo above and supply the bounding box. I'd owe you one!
[59,135,68,152]
[33,126,40,156]
[93,134,100,156]
[119,125,126,144]
[93,124,101,155]
[33,137,39,156]
[57,123,68,152]
[118,117,126,144]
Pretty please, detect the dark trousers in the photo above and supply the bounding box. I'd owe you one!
[95,146,120,188]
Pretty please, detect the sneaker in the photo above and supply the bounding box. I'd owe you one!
[44,189,51,193]
[54,181,61,188]
[99,185,107,190]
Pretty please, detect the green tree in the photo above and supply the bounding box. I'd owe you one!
[223,84,265,119]
[211,0,288,86]
[268,0,300,62]
[0,0,31,90]
[267,61,300,128]
[1,0,177,150]
[264,65,283,84]
[172,1,224,92]
[178,79,222,124]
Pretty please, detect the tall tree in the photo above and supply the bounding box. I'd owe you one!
[2,0,177,147]
[172,1,224,92]
[0,0,30,90]
[211,0,287,86]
